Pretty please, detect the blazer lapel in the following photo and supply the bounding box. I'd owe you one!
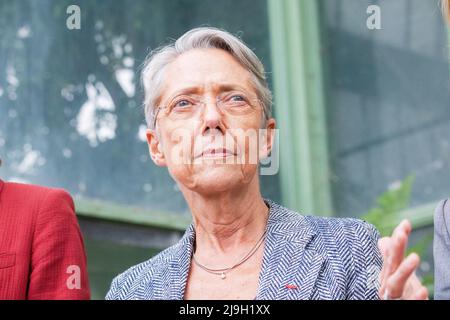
[165,224,195,300]
[256,200,326,300]
[154,199,325,300]
[256,228,325,300]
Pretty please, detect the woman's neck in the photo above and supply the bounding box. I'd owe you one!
[181,176,269,260]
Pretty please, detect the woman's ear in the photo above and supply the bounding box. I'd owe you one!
[259,118,276,160]
[146,129,166,167]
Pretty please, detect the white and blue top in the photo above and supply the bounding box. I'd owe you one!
[106,199,382,300]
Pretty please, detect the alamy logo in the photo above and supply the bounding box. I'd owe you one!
[366,5,381,30]
[66,265,81,290]
[165,127,279,176]
[66,5,81,30]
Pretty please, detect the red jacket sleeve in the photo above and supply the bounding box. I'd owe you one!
[27,189,90,300]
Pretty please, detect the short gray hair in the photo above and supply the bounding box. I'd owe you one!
[141,27,273,129]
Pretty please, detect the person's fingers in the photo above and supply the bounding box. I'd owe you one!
[395,219,412,236]
[378,237,391,296]
[385,253,420,298]
[378,237,390,256]
[379,220,414,297]
[386,226,409,276]
[384,233,404,276]
[412,287,429,300]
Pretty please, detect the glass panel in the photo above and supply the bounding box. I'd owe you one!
[0,0,280,216]
[85,238,159,299]
[321,0,450,216]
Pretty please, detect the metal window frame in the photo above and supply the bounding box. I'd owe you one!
[267,0,332,216]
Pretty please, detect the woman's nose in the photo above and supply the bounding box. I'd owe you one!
[201,98,224,132]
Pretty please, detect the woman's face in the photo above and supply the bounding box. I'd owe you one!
[146,48,275,195]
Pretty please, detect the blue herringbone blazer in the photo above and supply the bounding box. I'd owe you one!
[106,199,382,300]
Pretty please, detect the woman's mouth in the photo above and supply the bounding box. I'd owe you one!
[198,148,236,158]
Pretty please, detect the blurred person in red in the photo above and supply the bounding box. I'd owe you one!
[0,158,90,300]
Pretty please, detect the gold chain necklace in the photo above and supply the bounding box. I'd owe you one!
[191,229,267,280]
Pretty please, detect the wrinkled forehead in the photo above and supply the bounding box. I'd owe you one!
[158,48,255,102]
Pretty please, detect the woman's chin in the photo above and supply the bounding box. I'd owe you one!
[188,164,256,194]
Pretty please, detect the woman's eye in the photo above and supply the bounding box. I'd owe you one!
[173,99,192,109]
[230,95,245,102]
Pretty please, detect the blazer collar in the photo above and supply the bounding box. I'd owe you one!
[165,199,323,300]
[255,200,324,300]
[166,223,195,300]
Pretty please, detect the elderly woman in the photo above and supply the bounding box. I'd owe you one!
[106,27,427,300]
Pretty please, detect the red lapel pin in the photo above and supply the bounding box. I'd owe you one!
[285,284,298,290]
